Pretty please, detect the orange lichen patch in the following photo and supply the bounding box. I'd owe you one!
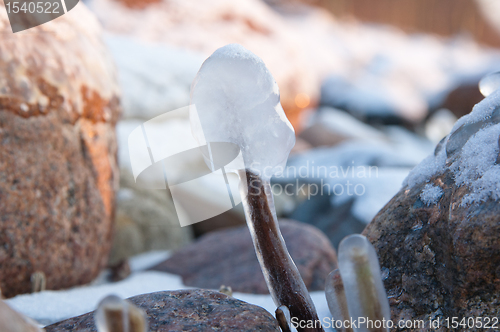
[115,0,161,9]
[0,79,120,125]
[0,5,119,121]
[0,77,64,119]
[81,86,121,124]
[79,119,119,219]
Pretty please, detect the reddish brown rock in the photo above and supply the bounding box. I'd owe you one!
[364,171,500,330]
[0,5,120,297]
[151,220,337,294]
[45,289,280,332]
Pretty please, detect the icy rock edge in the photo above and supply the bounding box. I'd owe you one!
[403,88,500,206]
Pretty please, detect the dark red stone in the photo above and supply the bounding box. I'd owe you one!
[45,289,280,332]
[151,220,337,294]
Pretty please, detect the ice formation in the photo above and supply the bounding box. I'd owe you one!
[479,71,500,97]
[95,295,147,332]
[404,85,500,206]
[275,305,292,332]
[190,44,295,180]
[337,235,391,332]
[420,183,444,206]
[325,270,352,332]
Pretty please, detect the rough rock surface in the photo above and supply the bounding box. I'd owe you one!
[151,220,337,293]
[364,93,500,330]
[45,289,280,332]
[0,5,120,297]
[108,171,193,266]
[365,171,500,331]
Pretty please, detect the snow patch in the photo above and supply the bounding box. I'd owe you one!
[404,89,500,205]
[420,183,443,206]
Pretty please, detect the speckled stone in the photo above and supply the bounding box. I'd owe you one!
[0,5,120,298]
[151,220,337,294]
[45,289,280,332]
[364,169,500,331]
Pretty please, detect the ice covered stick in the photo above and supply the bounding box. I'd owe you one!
[325,270,353,332]
[95,295,147,332]
[190,44,322,332]
[276,305,292,332]
[479,71,500,97]
[338,235,391,332]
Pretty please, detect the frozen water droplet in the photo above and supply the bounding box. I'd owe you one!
[479,72,500,97]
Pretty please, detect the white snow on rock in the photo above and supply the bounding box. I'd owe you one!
[452,123,500,206]
[403,150,447,189]
[190,44,295,179]
[420,183,444,206]
[404,89,500,206]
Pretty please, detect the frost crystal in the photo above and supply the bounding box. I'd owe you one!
[420,183,443,206]
[190,44,295,180]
